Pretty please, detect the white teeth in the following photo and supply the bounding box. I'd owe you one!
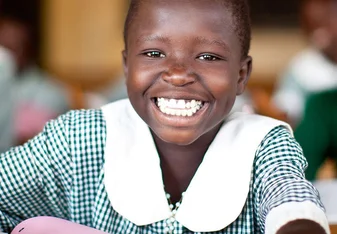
[169,99,175,106]
[177,100,185,108]
[156,97,204,116]
[191,100,196,107]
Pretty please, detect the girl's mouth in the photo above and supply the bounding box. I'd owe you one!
[154,97,205,117]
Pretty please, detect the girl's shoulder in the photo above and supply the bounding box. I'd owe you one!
[43,108,107,152]
[62,108,106,129]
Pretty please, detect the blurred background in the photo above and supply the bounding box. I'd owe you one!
[1,0,337,180]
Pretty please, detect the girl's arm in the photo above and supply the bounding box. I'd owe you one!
[253,126,329,234]
[0,113,72,233]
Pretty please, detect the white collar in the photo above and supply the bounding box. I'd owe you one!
[102,99,288,232]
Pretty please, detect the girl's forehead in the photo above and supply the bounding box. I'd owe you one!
[129,1,234,37]
[137,1,231,21]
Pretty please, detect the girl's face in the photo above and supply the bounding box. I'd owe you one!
[123,0,252,146]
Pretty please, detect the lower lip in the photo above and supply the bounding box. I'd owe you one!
[150,100,209,128]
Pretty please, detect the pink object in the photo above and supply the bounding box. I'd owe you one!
[14,103,56,141]
[11,216,109,234]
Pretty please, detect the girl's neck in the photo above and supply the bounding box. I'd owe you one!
[152,126,221,203]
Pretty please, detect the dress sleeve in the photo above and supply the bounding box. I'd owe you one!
[253,126,329,234]
[0,112,74,233]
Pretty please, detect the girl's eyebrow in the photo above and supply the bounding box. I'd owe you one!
[136,35,230,53]
[136,35,172,44]
[194,36,231,53]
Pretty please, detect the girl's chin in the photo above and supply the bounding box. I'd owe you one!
[152,129,201,146]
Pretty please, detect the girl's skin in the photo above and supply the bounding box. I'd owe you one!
[122,1,327,233]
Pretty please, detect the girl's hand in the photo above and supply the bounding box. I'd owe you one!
[276,219,327,234]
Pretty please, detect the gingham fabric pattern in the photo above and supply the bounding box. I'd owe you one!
[0,109,324,234]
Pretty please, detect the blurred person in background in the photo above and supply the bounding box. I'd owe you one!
[272,0,337,127]
[0,0,71,152]
[275,0,337,224]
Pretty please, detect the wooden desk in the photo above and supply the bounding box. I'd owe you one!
[331,225,337,234]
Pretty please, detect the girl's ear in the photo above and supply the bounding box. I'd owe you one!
[236,56,252,95]
[122,50,128,78]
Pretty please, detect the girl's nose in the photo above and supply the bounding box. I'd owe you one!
[161,64,196,87]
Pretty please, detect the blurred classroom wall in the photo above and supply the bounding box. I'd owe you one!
[249,0,306,86]
[250,28,307,88]
[41,0,127,108]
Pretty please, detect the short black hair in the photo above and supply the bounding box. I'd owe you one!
[123,0,251,58]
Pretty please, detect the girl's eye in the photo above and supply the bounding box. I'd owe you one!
[144,51,166,58]
[198,54,220,61]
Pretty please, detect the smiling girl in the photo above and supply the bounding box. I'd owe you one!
[1,0,329,234]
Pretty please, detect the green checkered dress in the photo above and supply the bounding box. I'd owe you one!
[0,108,324,234]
